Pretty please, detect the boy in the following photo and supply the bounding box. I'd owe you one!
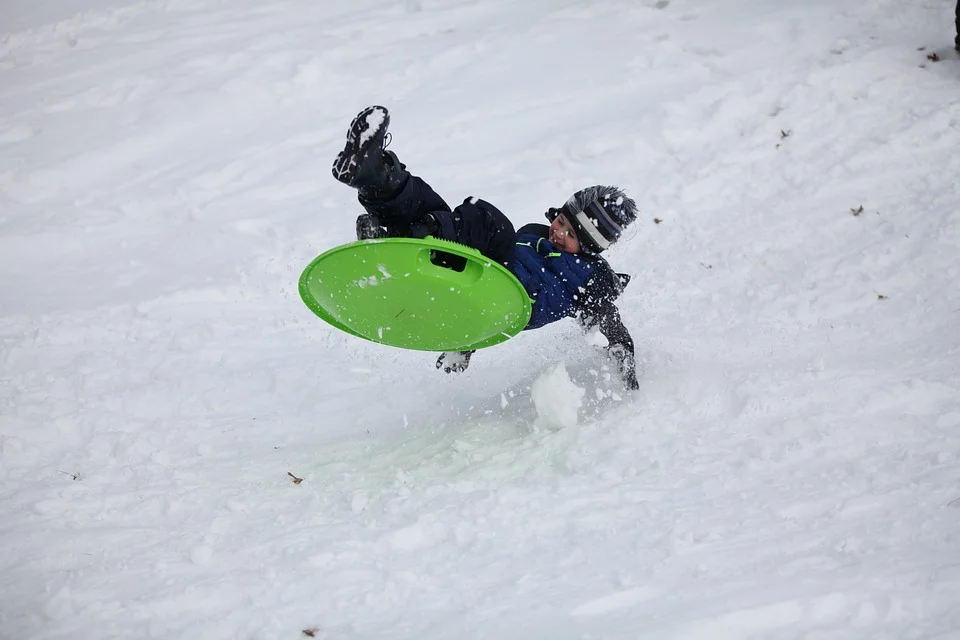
[331,106,640,390]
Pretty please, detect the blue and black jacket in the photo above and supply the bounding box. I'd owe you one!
[510,224,634,355]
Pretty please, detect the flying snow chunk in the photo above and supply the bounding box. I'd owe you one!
[531,363,584,430]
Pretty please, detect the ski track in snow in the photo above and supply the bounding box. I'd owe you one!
[2,0,960,638]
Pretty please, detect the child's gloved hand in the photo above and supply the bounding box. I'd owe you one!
[608,344,639,390]
[436,350,474,374]
[355,214,386,240]
[410,213,439,239]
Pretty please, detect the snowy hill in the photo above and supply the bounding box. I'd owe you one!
[2,0,959,638]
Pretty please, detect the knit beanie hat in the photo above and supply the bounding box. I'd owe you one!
[547,185,638,253]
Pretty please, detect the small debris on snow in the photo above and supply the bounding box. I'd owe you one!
[776,129,792,148]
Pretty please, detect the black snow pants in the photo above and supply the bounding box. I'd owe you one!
[359,175,517,267]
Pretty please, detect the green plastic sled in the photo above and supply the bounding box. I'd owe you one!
[299,237,532,352]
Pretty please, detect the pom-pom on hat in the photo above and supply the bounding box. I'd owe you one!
[546,185,638,253]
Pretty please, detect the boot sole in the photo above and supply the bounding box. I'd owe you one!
[332,105,390,186]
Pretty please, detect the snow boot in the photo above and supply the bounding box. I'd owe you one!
[332,105,409,201]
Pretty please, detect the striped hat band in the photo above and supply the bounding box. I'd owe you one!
[561,198,623,253]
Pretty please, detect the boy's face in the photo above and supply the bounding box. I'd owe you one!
[549,213,581,253]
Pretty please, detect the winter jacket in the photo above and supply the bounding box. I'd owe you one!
[511,224,634,358]
[511,231,593,329]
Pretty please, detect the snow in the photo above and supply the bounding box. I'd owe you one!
[2,0,960,638]
[531,363,585,430]
[359,108,387,147]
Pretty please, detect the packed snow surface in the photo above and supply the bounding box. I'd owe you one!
[2,0,959,638]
